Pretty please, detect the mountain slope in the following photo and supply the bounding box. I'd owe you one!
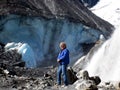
[0,0,114,36]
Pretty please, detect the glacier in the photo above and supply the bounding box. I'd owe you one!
[0,15,102,67]
[5,42,36,68]
[0,0,114,67]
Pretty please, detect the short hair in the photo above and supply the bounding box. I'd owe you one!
[59,42,66,48]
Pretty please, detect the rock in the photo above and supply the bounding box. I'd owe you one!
[108,81,120,90]
[44,73,51,78]
[114,82,120,89]
[67,67,78,84]
[13,61,25,67]
[75,80,98,90]
[98,81,116,90]
[0,0,114,35]
[0,68,4,74]
[0,44,27,76]
[77,70,89,80]
[74,70,102,90]
[3,69,9,75]
[0,68,9,75]
[89,76,101,85]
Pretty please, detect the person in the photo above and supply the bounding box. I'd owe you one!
[57,42,70,86]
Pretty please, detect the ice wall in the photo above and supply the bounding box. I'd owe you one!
[0,15,101,67]
[5,42,36,68]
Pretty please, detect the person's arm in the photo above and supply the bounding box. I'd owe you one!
[57,49,68,62]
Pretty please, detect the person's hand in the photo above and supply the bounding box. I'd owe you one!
[57,59,60,62]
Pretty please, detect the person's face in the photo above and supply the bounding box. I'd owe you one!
[60,44,65,50]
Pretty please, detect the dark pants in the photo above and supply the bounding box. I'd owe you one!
[57,64,68,86]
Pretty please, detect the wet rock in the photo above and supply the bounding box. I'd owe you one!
[67,67,78,84]
[73,70,102,90]
[98,81,116,90]
[75,80,98,90]
[89,76,101,85]
[113,81,120,89]
[77,70,89,80]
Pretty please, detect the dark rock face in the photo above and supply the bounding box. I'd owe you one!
[0,43,25,76]
[67,67,78,84]
[0,0,114,36]
[0,48,22,69]
[89,76,101,85]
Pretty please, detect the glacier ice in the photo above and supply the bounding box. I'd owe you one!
[5,42,36,68]
[0,15,101,67]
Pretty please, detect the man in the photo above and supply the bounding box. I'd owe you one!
[57,42,70,86]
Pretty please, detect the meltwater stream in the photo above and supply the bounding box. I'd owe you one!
[86,27,120,81]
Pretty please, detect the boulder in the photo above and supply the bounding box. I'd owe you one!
[89,76,101,85]
[76,70,89,80]
[67,67,78,84]
[75,80,98,90]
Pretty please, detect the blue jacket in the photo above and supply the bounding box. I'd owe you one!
[57,48,69,65]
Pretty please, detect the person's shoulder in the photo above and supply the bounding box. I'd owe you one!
[64,48,69,52]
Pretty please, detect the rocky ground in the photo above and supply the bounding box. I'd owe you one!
[0,44,56,90]
[0,43,120,90]
[0,67,118,90]
[0,43,75,90]
[0,66,57,90]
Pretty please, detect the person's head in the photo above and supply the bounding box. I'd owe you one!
[59,42,66,50]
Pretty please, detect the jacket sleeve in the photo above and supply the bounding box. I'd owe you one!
[57,49,67,61]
